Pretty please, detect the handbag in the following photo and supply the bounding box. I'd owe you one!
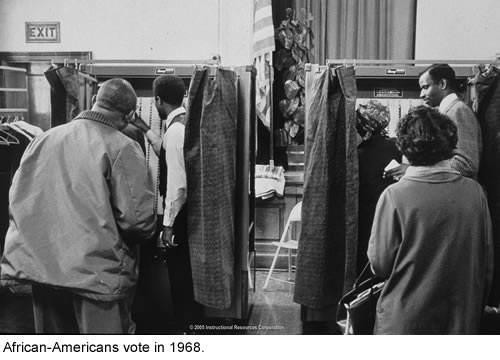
[336,262,385,335]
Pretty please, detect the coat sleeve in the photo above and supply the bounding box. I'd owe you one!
[448,104,481,179]
[482,191,495,305]
[110,141,157,243]
[367,189,402,279]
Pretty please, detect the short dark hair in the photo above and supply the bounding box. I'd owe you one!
[420,63,457,91]
[153,75,185,106]
[96,78,137,114]
[396,106,458,166]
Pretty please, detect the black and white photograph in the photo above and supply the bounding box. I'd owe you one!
[0,0,499,357]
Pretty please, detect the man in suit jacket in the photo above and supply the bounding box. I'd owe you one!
[418,64,482,179]
[386,64,482,180]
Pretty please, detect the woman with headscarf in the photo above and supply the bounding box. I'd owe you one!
[356,100,401,275]
[368,106,493,334]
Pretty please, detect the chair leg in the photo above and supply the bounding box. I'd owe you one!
[287,248,292,281]
[247,253,253,290]
[263,245,282,290]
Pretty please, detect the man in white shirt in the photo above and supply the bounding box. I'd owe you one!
[131,75,199,334]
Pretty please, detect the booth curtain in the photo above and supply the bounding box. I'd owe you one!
[471,65,500,306]
[291,0,416,63]
[184,66,237,310]
[294,65,358,310]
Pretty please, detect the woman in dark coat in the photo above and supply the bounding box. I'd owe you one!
[356,100,401,275]
[368,106,493,334]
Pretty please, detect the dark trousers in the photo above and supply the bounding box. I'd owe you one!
[133,209,200,334]
[132,218,175,334]
[166,206,201,333]
[32,284,133,334]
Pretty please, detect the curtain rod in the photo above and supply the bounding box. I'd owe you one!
[325,59,494,66]
[73,59,220,65]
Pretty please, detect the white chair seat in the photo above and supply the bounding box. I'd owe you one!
[271,240,298,250]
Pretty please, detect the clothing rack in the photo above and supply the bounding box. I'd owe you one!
[0,114,25,123]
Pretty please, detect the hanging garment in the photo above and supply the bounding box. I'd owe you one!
[471,65,500,305]
[44,66,97,125]
[0,138,11,256]
[184,67,237,309]
[44,65,67,127]
[9,121,43,137]
[294,66,359,310]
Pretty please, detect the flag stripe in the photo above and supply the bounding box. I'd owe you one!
[253,0,275,57]
[253,39,275,56]
[254,16,273,32]
[253,27,274,43]
[254,5,272,22]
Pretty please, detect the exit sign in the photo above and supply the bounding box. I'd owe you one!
[25,22,60,43]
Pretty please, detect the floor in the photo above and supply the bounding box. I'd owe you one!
[246,269,301,335]
[4,273,497,335]
[0,270,314,335]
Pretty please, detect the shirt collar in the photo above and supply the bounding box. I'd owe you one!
[165,107,186,128]
[439,93,458,113]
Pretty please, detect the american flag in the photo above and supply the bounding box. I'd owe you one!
[253,0,275,130]
[253,0,275,57]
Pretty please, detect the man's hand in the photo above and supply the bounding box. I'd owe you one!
[161,226,177,248]
[383,163,409,181]
[130,112,150,133]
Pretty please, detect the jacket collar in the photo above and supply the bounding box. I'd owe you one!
[74,110,118,129]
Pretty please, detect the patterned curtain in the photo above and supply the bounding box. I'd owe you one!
[294,65,358,310]
[184,66,238,309]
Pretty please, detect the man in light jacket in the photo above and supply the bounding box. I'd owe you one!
[0,78,157,334]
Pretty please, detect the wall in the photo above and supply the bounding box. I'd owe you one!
[3,0,500,66]
[0,0,253,65]
[415,0,500,61]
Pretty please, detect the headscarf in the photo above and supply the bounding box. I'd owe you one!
[356,100,391,140]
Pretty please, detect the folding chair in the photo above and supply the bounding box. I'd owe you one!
[263,201,302,289]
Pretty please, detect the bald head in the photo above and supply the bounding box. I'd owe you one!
[95,78,137,114]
